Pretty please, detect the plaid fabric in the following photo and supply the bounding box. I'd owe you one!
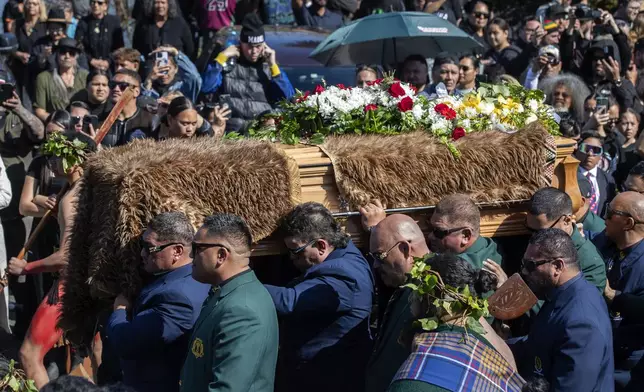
[393,332,525,392]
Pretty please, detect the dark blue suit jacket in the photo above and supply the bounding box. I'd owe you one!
[509,274,614,391]
[264,240,374,392]
[106,264,209,392]
[593,234,644,298]
[595,168,616,218]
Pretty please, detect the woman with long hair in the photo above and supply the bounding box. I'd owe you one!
[69,69,112,119]
[153,95,229,140]
[12,0,47,103]
[132,0,194,58]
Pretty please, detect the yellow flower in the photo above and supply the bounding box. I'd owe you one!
[462,93,481,109]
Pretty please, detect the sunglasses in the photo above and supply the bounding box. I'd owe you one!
[190,241,229,257]
[578,143,603,156]
[473,12,489,19]
[48,28,65,35]
[521,258,556,272]
[140,239,182,255]
[367,240,404,264]
[90,0,106,4]
[525,215,564,233]
[71,116,87,125]
[287,239,317,255]
[460,65,473,72]
[606,207,644,224]
[432,226,467,240]
[109,81,136,90]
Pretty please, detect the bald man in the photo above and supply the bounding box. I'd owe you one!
[362,213,430,392]
[592,191,644,388]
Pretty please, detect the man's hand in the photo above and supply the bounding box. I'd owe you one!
[531,28,546,47]
[15,51,30,65]
[83,123,97,139]
[113,294,131,311]
[221,45,240,59]
[359,200,386,232]
[585,107,610,131]
[482,259,508,289]
[263,44,277,66]
[7,257,27,276]
[604,280,616,304]
[532,55,549,72]
[602,57,621,82]
[600,9,620,34]
[1,91,22,112]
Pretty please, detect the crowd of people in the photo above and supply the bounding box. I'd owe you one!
[0,0,643,391]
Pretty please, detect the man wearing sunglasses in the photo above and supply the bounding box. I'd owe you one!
[592,192,644,387]
[525,187,607,292]
[101,68,155,147]
[106,212,209,392]
[428,194,502,269]
[181,213,278,392]
[575,132,616,217]
[264,202,373,392]
[364,213,430,392]
[510,229,614,391]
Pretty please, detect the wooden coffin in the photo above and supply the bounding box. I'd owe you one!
[251,137,580,256]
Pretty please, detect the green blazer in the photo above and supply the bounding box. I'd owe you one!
[180,270,279,392]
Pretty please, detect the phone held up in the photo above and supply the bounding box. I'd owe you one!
[0,83,15,103]
[156,51,169,75]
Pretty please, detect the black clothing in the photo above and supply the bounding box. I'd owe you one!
[132,16,195,59]
[101,108,155,147]
[14,20,47,55]
[29,35,90,75]
[75,15,125,62]
[216,57,274,133]
[69,89,113,120]
[460,20,489,56]
[2,0,22,33]
[485,44,536,79]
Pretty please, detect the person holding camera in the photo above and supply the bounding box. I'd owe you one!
[141,45,202,104]
[524,45,563,90]
[201,13,295,134]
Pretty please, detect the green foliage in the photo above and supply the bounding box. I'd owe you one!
[406,256,490,338]
[0,360,38,392]
[41,133,89,174]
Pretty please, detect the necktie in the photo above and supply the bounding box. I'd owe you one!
[586,172,599,214]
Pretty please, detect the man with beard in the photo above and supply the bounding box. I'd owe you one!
[427,194,502,269]
[201,13,294,133]
[33,38,88,122]
[509,229,613,391]
[101,69,154,147]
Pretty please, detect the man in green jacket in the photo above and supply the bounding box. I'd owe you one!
[180,213,278,392]
[525,187,607,292]
[427,194,503,268]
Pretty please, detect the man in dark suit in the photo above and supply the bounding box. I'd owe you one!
[575,132,617,218]
[593,191,644,388]
[180,213,278,392]
[265,202,374,392]
[106,212,209,392]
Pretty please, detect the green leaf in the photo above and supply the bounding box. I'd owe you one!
[419,317,439,331]
[25,379,38,392]
[309,133,325,145]
[402,283,419,291]
[7,375,20,391]
[465,316,486,335]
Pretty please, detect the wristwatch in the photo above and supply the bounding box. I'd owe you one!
[614,78,623,87]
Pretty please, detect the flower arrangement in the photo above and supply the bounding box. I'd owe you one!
[404,256,490,336]
[236,75,560,157]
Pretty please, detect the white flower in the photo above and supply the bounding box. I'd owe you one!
[527,99,539,112]
[463,107,478,118]
[526,113,538,124]
[479,102,495,115]
[412,104,425,121]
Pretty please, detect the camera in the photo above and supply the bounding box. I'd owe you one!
[575,5,602,21]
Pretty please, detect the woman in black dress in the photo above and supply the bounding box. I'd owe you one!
[132,0,194,59]
[11,0,47,104]
[74,0,125,72]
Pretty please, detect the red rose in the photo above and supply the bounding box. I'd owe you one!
[398,96,414,112]
[452,127,466,140]
[388,82,406,98]
[295,91,310,103]
[337,83,347,90]
[435,103,457,120]
[314,85,325,94]
[364,104,378,112]
[367,78,383,87]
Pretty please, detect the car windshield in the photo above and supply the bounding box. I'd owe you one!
[282,66,356,92]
